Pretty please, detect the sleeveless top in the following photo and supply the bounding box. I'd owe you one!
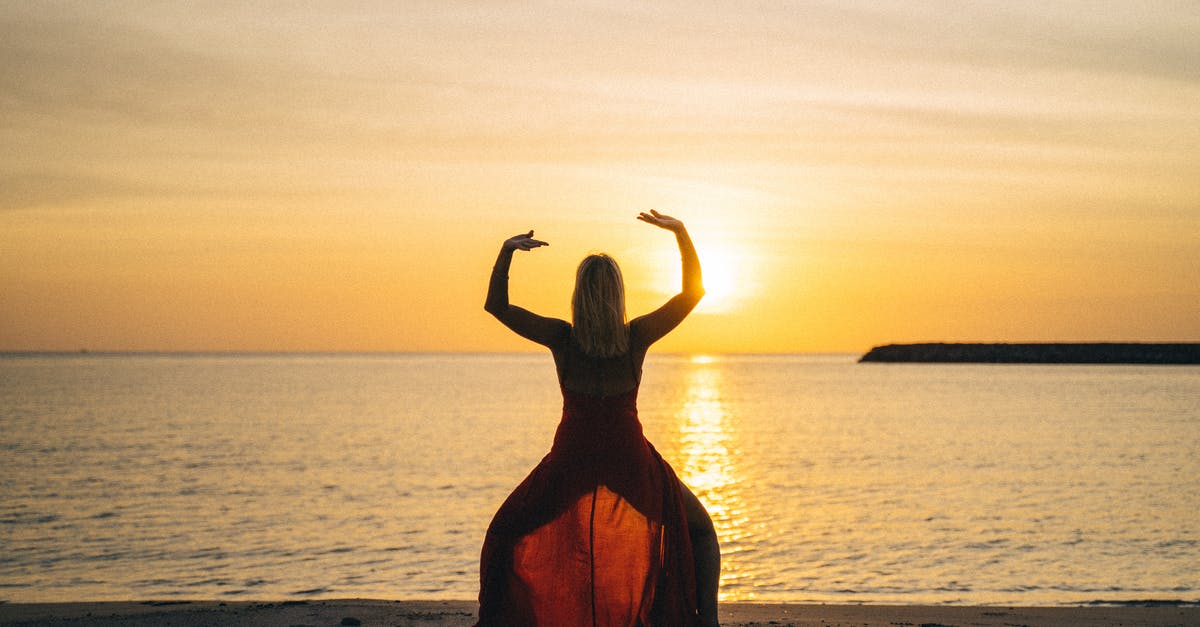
[554,329,644,398]
[475,336,700,626]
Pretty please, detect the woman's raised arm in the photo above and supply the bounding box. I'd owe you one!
[631,211,705,346]
[484,231,568,347]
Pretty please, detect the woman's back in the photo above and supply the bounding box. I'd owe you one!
[552,327,649,398]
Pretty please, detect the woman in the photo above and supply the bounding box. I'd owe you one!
[477,211,720,626]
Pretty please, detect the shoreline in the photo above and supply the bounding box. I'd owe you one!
[3,600,1199,626]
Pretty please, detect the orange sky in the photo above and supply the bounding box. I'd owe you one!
[2,2,1198,353]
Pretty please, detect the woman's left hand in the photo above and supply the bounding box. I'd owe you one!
[637,210,685,233]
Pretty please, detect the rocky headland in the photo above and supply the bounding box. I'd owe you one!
[859,342,1200,364]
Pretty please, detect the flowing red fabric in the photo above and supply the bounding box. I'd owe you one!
[476,386,700,626]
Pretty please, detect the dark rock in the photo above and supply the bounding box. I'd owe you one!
[340,617,362,626]
[859,342,1200,364]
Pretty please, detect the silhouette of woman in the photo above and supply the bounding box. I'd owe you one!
[477,211,721,626]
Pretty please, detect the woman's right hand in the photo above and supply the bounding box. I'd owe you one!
[503,230,549,252]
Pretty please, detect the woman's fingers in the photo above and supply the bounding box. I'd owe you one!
[504,230,548,251]
[637,210,682,231]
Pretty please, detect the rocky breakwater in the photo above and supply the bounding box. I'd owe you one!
[859,343,1200,364]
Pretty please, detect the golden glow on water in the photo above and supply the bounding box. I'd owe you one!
[674,357,753,601]
[3,355,1199,604]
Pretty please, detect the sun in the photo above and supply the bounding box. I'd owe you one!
[695,246,743,313]
[650,240,751,314]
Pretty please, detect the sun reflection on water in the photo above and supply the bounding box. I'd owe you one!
[674,356,752,601]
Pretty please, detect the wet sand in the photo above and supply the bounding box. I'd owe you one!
[2,599,1197,626]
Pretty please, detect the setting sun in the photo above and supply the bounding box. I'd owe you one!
[697,245,747,314]
[653,239,754,315]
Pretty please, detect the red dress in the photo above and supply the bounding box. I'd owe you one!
[476,382,700,626]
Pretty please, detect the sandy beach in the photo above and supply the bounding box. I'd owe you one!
[2,600,1197,626]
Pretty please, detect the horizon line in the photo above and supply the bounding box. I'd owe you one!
[0,349,865,357]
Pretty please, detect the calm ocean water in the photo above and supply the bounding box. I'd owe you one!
[1,353,1197,605]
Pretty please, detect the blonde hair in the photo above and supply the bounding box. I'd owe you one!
[571,254,630,357]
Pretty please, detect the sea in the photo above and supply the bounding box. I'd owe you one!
[1,353,1197,606]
